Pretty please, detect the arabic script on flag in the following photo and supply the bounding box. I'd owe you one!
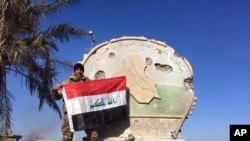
[62,76,127,131]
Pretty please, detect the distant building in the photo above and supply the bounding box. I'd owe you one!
[36,140,54,141]
[0,135,22,141]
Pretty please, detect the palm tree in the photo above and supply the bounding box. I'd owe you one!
[0,0,90,136]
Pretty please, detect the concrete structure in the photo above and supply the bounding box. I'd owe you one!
[81,36,197,141]
[0,135,22,141]
[36,140,54,141]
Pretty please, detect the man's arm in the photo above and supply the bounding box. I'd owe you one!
[52,79,72,100]
[52,84,63,100]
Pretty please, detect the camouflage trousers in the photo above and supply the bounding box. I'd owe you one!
[62,113,99,141]
[62,113,73,141]
[82,129,99,141]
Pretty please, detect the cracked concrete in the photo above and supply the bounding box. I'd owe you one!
[81,36,197,140]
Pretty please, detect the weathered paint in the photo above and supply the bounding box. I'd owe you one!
[81,36,197,140]
[130,85,194,117]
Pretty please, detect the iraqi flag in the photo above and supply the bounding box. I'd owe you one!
[62,76,128,132]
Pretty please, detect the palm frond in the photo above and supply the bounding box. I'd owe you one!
[42,24,90,42]
[33,0,81,19]
[0,77,13,135]
[0,0,88,133]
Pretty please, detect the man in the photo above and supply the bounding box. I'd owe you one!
[52,63,98,141]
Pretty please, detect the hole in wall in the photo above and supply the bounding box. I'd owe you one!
[145,57,153,66]
[108,52,116,58]
[154,63,173,73]
[94,70,105,80]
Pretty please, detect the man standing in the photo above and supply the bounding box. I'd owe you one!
[52,63,98,141]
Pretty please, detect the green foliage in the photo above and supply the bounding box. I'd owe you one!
[0,0,89,135]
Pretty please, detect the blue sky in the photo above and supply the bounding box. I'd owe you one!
[8,0,250,141]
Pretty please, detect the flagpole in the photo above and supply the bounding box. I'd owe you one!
[88,31,95,49]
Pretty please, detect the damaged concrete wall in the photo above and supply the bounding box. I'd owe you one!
[81,36,197,141]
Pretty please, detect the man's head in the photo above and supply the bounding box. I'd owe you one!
[73,63,84,77]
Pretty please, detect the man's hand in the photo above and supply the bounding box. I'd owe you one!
[52,84,63,100]
[53,84,63,90]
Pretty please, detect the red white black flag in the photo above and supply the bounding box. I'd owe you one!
[62,76,127,132]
